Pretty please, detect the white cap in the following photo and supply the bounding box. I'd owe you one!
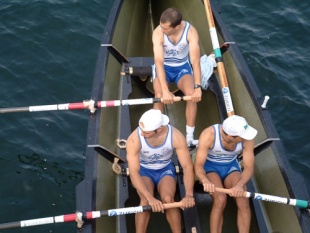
[139,109,169,131]
[223,115,257,140]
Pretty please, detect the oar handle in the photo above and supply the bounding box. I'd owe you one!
[215,187,247,197]
[163,201,184,209]
[169,96,192,102]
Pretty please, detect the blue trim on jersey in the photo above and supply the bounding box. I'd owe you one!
[166,22,188,46]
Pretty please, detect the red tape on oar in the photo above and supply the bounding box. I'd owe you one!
[0,202,184,230]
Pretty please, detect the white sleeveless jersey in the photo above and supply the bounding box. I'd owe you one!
[207,124,243,163]
[138,125,174,169]
[164,21,190,67]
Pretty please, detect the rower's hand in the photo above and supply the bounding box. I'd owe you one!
[181,195,195,209]
[148,197,165,213]
[230,184,245,198]
[191,88,202,103]
[162,90,175,105]
[202,181,215,195]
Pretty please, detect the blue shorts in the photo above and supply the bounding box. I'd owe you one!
[140,162,176,187]
[152,62,193,85]
[204,159,241,181]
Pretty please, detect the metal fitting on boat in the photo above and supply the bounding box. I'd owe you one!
[116,139,127,149]
[112,157,122,175]
[88,99,96,113]
[75,211,84,229]
[261,95,270,109]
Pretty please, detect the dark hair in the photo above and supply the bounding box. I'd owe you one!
[160,8,182,28]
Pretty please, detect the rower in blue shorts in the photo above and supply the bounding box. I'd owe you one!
[194,115,257,233]
[152,8,202,146]
[126,109,195,233]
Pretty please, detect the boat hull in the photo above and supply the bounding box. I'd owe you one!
[76,0,310,232]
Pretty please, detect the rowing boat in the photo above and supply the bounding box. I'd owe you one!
[76,0,310,232]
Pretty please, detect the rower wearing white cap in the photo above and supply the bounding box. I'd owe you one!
[126,109,195,233]
[194,115,257,233]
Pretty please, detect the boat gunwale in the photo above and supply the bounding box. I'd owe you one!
[75,0,124,233]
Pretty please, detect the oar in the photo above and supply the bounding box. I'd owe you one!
[0,202,183,230]
[0,96,191,114]
[203,0,234,116]
[215,187,310,209]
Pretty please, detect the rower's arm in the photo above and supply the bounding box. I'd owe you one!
[194,127,213,183]
[126,130,154,202]
[152,27,169,93]
[188,25,201,86]
[236,139,255,188]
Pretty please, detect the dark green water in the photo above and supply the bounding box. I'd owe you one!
[0,1,309,233]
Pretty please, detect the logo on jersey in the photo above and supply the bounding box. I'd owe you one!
[166,49,179,57]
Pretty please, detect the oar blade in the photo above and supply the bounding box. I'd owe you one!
[0,221,21,230]
[88,144,125,163]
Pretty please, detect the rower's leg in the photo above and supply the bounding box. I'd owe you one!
[224,172,251,233]
[158,176,181,233]
[207,172,227,233]
[135,177,155,233]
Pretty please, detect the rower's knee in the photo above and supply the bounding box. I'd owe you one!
[161,194,174,204]
[213,193,227,209]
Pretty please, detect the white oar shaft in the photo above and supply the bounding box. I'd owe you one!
[97,96,191,107]
[0,202,184,230]
[215,187,309,209]
[0,96,191,114]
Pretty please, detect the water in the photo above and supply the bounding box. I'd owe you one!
[218,0,310,191]
[0,0,309,232]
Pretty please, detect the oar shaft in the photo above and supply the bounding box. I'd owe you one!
[246,192,310,209]
[0,102,89,113]
[0,96,191,114]
[97,96,191,108]
[215,187,309,209]
[203,0,234,116]
[97,201,184,217]
[0,202,183,230]
[0,214,76,230]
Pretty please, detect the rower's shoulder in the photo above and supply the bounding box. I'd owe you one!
[152,25,163,42]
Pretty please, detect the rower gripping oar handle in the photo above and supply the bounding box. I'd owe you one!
[158,96,191,103]
[175,96,191,101]
[215,187,238,196]
[163,201,184,209]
